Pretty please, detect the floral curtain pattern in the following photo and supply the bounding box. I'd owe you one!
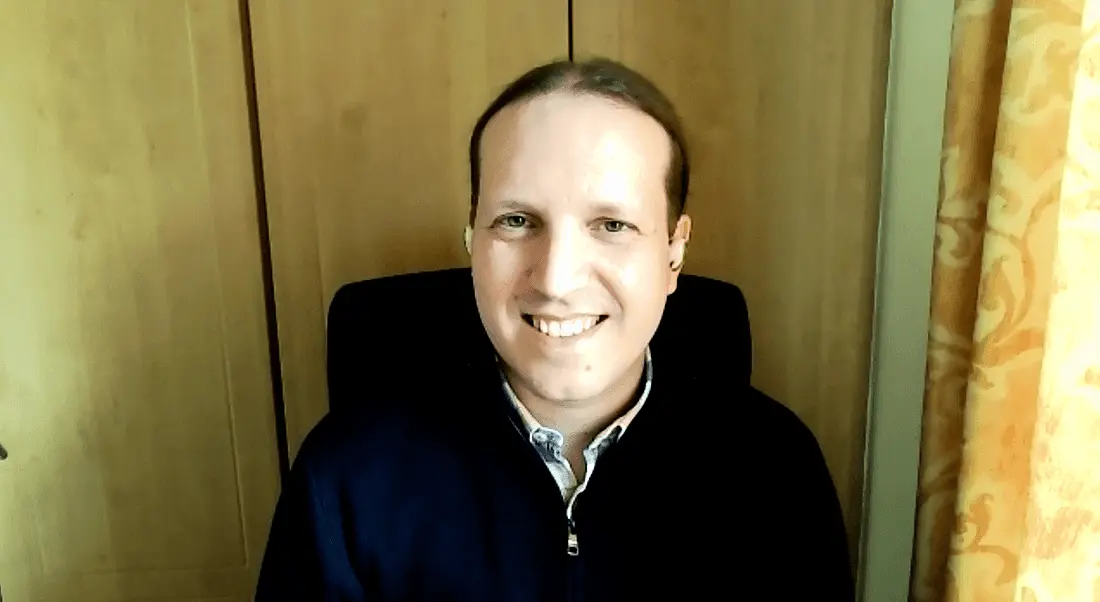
[910,0,1100,600]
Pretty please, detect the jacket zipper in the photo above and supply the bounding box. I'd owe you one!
[567,517,579,556]
[504,408,581,597]
[506,414,578,555]
[566,513,581,602]
[566,489,582,557]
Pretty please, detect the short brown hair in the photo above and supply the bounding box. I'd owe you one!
[467,58,690,233]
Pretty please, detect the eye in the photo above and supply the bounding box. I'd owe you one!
[598,219,635,234]
[495,214,530,229]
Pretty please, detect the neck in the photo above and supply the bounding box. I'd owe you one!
[505,354,646,452]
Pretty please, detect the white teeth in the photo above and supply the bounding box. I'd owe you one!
[531,316,601,338]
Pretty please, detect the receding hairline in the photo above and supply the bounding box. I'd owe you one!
[467,58,691,231]
[481,88,675,148]
[476,90,675,196]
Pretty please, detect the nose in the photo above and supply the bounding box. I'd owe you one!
[530,225,590,300]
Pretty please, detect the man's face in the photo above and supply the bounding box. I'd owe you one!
[470,91,691,404]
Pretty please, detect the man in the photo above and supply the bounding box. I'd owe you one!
[256,58,853,601]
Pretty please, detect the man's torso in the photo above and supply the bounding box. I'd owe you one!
[282,372,821,601]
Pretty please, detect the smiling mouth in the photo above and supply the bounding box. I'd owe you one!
[522,314,609,338]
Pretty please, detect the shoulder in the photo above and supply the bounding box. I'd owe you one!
[731,388,855,595]
[289,405,397,481]
[289,395,462,488]
[708,385,831,477]
[743,387,822,449]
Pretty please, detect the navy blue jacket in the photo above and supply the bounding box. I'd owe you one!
[254,348,854,601]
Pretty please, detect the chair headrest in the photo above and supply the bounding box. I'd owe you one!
[326,267,751,412]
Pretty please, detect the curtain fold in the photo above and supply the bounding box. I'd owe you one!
[911,0,1100,600]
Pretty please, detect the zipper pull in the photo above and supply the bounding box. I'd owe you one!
[567,519,579,556]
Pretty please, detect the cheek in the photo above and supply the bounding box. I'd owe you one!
[603,250,671,316]
[473,241,526,305]
[484,239,529,270]
[487,239,527,270]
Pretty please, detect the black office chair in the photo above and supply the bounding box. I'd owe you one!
[324,267,753,413]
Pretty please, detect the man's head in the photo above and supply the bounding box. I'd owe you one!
[467,58,691,406]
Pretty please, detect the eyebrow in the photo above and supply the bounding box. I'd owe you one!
[588,202,632,218]
[495,199,538,213]
[494,199,634,217]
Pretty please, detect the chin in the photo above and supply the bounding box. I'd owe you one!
[531,378,606,404]
[515,360,609,403]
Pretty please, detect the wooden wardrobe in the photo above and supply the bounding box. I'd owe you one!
[0,1,891,599]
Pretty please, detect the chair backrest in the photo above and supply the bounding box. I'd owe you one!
[325,267,752,412]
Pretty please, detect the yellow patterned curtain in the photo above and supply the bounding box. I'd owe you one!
[911,0,1100,600]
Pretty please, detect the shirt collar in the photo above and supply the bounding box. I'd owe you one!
[499,346,654,450]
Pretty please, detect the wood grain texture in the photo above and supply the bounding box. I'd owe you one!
[248,0,568,459]
[572,0,893,550]
[0,1,281,600]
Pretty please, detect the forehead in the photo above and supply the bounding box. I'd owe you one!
[478,91,671,206]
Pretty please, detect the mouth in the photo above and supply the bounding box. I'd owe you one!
[521,313,609,339]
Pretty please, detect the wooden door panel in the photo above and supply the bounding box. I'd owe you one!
[573,0,893,549]
[0,1,281,600]
[248,0,568,459]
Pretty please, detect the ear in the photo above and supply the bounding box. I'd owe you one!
[463,225,473,255]
[667,215,692,294]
